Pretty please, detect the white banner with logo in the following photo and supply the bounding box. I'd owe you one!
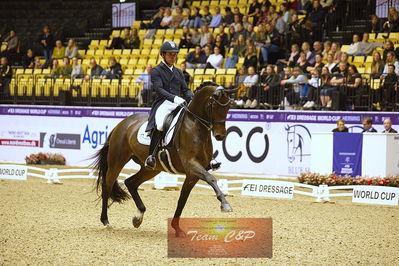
[0,164,27,180]
[0,105,398,177]
[352,186,399,206]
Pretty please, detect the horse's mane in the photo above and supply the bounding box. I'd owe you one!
[194,81,218,93]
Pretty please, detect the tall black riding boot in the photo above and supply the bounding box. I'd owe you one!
[145,129,163,170]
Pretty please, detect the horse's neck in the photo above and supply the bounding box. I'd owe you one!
[188,88,213,118]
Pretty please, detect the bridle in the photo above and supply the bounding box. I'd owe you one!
[182,90,232,131]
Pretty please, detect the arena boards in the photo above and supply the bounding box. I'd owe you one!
[0,105,398,177]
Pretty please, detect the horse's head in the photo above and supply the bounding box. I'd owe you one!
[208,87,236,141]
[190,82,236,141]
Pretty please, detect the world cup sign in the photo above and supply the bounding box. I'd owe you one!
[167,218,272,258]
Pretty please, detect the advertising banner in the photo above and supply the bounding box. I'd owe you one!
[1,105,398,176]
[333,133,363,177]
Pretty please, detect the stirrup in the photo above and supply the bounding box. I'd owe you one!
[144,155,156,170]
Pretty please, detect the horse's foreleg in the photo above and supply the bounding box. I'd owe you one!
[124,168,160,228]
[189,164,233,212]
[172,177,198,237]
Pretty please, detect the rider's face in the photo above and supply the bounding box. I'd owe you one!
[163,52,177,66]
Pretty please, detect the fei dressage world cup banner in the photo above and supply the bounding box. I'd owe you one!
[333,133,363,177]
[0,105,398,177]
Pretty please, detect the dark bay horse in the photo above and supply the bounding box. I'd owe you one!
[93,82,235,237]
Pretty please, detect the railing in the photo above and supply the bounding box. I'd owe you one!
[1,73,398,111]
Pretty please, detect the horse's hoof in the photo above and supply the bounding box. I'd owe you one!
[221,203,233,212]
[133,216,143,228]
[102,224,112,232]
[175,230,186,238]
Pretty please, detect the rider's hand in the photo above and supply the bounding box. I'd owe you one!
[173,96,186,105]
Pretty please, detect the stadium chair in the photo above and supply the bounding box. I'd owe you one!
[194,68,205,75]
[150,49,159,59]
[110,79,119,98]
[15,68,24,77]
[35,78,51,97]
[71,79,82,97]
[148,58,157,66]
[141,48,151,57]
[53,79,64,97]
[91,79,102,97]
[132,49,140,56]
[153,39,163,48]
[143,39,153,48]
[9,79,16,96]
[111,30,121,37]
[128,58,138,65]
[357,67,365,74]
[113,49,122,56]
[64,79,71,91]
[185,69,194,76]
[99,58,108,67]
[100,79,110,98]
[368,33,376,40]
[103,49,113,59]
[226,68,237,75]
[176,58,185,65]
[120,79,131,97]
[216,69,226,75]
[365,56,373,63]
[86,49,95,57]
[134,68,144,75]
[120,58,129,66]
[99,40,108,48]
[229,0,238,4]
[18,78,33,96]
[352,56,365,67]
[370,78,381,90]
[122,49,132,56]
[78,49,86,57]
[340,45,349,53]
[138,58,148,65]
[88,40,99,50]
[388,33,399,43]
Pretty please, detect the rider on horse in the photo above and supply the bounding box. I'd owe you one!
[144,41,193,170]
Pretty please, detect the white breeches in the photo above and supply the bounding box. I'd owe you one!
[155,100,179,131]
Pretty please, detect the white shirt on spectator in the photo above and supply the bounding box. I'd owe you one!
[243,74,259,87]
[206,54,223,69]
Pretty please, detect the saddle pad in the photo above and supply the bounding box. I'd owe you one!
[137,108,183,146]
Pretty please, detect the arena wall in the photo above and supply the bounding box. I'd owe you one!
[1,105,398,176]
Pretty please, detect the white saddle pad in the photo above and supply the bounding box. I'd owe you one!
[137,109,183,146]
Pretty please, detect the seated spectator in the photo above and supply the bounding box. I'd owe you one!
[179,26,193,49]
[303,68,321,108]
[243,44,258,70]
[322,62,348,108]
[201,6,213,26]
[199,25,212,47]
[368,14,382,33]
[362,117,377,132]
[0,57,12,96]
[188,7,202,28]
[136,64,153,106]
[60,57,72,78]
[33,56,43,69]
[298,0,312,15]
[52,40,65,60]
[49,59,62,78]
[296,51,311,74]
[370,52,385,79]
[233,6,244,21]
[322,40,332,61]
[206,46,223,69]
[273,11,288,36]
[307,53,324,73]
[225,66,247,92]
[22,48,35,69]
[122,28,139,49]
[65,39,81,59]
[347,33,383,56]
[382,51,399,75]
[179,7,191,27]
[277,43,300,68]
[256,4,270,26]
[231,15,242,32]
[108,33,123,49]
[332,119,349,132]
[345,65,362,104]
[280,67,308,109]
[259,64,281,107]
[226,26,237,47]
[213,34,226,56]
[101,57,122,79]
[224,34,246,68]
[2,30,19,61]
[242,15,250,30]
[71,57,84,79]
[204,34,214,48]
[185,44,207,69]
[380,64,398,108]
[383,7,399,33]
[209,6,222,28]
[259,22,280,66]
[85,58,103,80]
[245,24,256,42]
[171,6,184,28]
[160,8,173,29]
[191,28,201,46]
[235,66,258,108]
[140,7,165,29]
[312,40,323,57]
[287,14,301,46]
[218,25,228,47]
[301,41,314,63]
[224,7,235,25]
[382,40,395,62]
[330,42,343,63]
[382,118,398,133]
[248,0,262,25]
[319,66,333,108]
[324,53,337,73]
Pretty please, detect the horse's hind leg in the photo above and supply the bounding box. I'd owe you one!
[124,167,160,228]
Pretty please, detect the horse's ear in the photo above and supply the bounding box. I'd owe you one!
[224,88,238,95]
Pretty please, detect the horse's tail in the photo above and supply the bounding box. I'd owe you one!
[93,131,130,204]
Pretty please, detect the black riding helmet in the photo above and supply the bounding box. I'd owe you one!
[160,41,179,54]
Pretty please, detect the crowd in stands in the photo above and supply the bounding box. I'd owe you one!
[1,0,399,110]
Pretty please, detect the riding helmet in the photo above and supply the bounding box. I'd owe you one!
[160,41,179,54]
